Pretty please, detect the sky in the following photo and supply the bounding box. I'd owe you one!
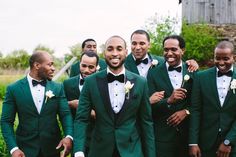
[0,0,182,57]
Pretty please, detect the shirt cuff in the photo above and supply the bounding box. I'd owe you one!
[66,135,73,141]
[75,151,85,157]
[10,147,19,154]
[189,144,198,146]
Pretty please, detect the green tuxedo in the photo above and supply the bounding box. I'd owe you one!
[189,67,236,155]
[70,59,107,77]
[1,77,73,157]
[147,62,195,157]
[74,69,155,157]
[63,75,80,118]
[124,53,164,75]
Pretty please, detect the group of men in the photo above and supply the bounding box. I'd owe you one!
[1,29,236,157]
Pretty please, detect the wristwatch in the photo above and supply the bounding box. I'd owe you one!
[184,109,190,115]
[223,139,231,146]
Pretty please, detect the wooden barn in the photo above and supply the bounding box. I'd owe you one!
[181,0,236,24]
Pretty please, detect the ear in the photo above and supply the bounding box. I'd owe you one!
[233,54,236,62]
[34,62,41,70]
[181,48,186,55]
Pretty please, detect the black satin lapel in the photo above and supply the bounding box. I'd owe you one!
[116,76,136,125]
[97,76,114,121]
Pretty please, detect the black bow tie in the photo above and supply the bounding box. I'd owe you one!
[32,79,46,87]
[107,73,124,83]
[168,66,182,72]
[79,79,84,85]
[218,70,233,77]
[135,58,148,65]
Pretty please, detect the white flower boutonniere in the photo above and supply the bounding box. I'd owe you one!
[230,79,236,94]
[124,81,134,99]
[181,74,190,87]
[45,90,55,103]
[150,59,158,68]
[96,65,100,71]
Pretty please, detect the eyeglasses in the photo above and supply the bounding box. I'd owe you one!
[164,47,178,52]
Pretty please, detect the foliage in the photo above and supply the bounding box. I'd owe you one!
[181,21,219,66]
[145,14,179,56]
[0,49,30,69]
[34,44,55,55]
[64,43,82,63]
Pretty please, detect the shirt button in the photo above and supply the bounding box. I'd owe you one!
[115,94,118,96]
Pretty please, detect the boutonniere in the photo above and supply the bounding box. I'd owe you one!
[45,90,55,103]
[124,81,134,99]
[150,59,158,68]
[230,79,236,94]
[96,65,100,71]
[181,74,190,87]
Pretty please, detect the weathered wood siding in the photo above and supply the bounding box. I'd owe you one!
[182,0,236,24]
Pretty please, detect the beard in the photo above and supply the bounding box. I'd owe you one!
[38,68,52,81]
[105,58,125,71]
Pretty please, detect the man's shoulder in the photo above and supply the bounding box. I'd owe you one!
[126,70,146,82]
[63,76,79,85]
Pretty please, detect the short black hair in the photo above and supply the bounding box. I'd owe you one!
[29,50,47,69]
[162,35,185,49]
[130,29,150,42]
[81,38,96,49]
[80,50,99,65]
[105,35,127,48]
[216,40,235,54]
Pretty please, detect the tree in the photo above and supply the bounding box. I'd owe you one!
[34,44,55,55]
[64,43,82,63]
[145,14,179,56]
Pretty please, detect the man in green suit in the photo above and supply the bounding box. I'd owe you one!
[74,35,155,157]
[63,51,98,156]
[147,35,195,157]
[189,41,236,157]
[64,51,99,119]
[125,29,198,78]
[1,51,73,157]
[70,38,107,77]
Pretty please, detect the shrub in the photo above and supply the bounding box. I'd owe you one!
[181,21,219,67]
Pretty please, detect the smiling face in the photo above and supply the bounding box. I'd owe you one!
[80,54,97,78]
[83,41,97,53]
[131,33,150,61]
[214,47,235,73]
[163,38,184,67]
[104,36,127,74]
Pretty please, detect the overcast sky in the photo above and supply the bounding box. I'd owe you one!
[0,0,181,57]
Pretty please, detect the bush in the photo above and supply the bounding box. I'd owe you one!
[181,21,219,67]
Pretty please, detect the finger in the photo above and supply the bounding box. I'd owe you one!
[56,141,62,149]
[60,150,65,157]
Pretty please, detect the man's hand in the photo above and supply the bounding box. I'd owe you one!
[68,99,79,109]
[167,88,187,104]
[149,91,165,105]
[90,109,96,119]
[56,137,72,157]
[12,149,25,157]
[186,59,199,72]
[167,109,188,127]
[189,145,201,157]
[216,143,231,157]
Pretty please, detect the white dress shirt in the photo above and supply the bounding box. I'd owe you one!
[107,68,126,113]
[133,54,151,78]
[166,62,183,89]
[216,67,233,106]
[27,74,45,113]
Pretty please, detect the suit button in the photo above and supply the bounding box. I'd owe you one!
[219,128,222,132]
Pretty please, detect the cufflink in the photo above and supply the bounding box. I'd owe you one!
[184,109,190,115]
[223,139,231,146]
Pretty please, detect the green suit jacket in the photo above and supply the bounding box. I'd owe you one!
[189,67,236,152]
[147,62,195,144]
[124,53,164,75]
[63,75,80,118]
[74,69,155,157]
[70,59,107,77]
[1,77,73,157]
